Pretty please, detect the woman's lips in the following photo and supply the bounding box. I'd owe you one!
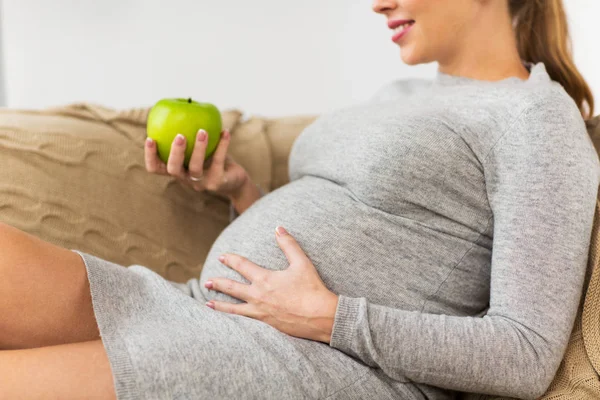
[390,21,415,43]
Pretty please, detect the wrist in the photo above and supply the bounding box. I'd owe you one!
[228,173,251,202]
[228,174,262,216]
[313,292,339,344]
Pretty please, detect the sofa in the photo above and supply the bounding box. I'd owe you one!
[1,103,600,399]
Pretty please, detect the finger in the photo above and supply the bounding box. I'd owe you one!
[213,156,234,186]
[219,253,266,283]
[187,129,208,180]
[189,179,206,192]
[166,134,187,178]
[275,226,309,265]
[144,138,168,175]
[207,300,256,318]
[177,174,204,191]
[207,130,231,174]
[205,278,252,302]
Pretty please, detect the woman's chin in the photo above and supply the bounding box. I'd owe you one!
[399,47,425,66]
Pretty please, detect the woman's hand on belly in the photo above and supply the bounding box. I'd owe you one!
[203,226,340,344]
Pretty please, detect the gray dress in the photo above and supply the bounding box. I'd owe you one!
[72,62,600,400]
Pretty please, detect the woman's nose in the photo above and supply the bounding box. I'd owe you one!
[372,0,397,15]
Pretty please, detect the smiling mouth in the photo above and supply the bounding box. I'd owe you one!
[389,20,415,43]
[392,21,415,34]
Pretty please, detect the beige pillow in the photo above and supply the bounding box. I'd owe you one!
[226,114,318,192]
[264,115,318,191]
[227,117,273,192]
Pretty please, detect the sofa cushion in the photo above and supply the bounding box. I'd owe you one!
[227,117,273,192]
[226,115,318,192]
[263,115,318,191]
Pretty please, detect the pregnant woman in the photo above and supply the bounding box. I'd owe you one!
[2,0,599,399]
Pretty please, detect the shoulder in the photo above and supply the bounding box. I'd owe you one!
[369,78,432,103]
[510,81,587,144]
[465,62,588,148]
[503,63,584,133]
[485,79,600,185]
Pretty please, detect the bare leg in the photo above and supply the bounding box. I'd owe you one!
[0,221,100,349]
[0,340,116,400]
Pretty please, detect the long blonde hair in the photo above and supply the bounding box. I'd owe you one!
[509,0,595,119]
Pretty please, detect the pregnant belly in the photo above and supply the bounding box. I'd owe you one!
[199,176,488,314]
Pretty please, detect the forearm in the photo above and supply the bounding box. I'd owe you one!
[330,297,568,399]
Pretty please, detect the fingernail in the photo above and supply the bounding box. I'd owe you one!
[205,301,215,309]
[222,130,230,139]
[204,280,213,289]
[218,255,225,263]
[146,137,153,147]
[197,130,207,141]
[175,134,185,145]
[275,226,288,236]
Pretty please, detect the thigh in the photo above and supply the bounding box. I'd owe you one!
[0,222,100,349]
[0,339,116,400]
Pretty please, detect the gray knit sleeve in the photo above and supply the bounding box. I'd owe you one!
[329,100,600,399]
[229,184,266,223]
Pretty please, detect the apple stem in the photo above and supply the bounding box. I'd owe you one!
[188,98,192,103]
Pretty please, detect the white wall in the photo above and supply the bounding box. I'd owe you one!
[1,0,598,117]
[0,2,5,106]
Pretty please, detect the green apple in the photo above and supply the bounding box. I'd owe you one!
[146,98,222,168]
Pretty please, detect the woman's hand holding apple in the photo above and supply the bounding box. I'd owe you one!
[144,128,250,199]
